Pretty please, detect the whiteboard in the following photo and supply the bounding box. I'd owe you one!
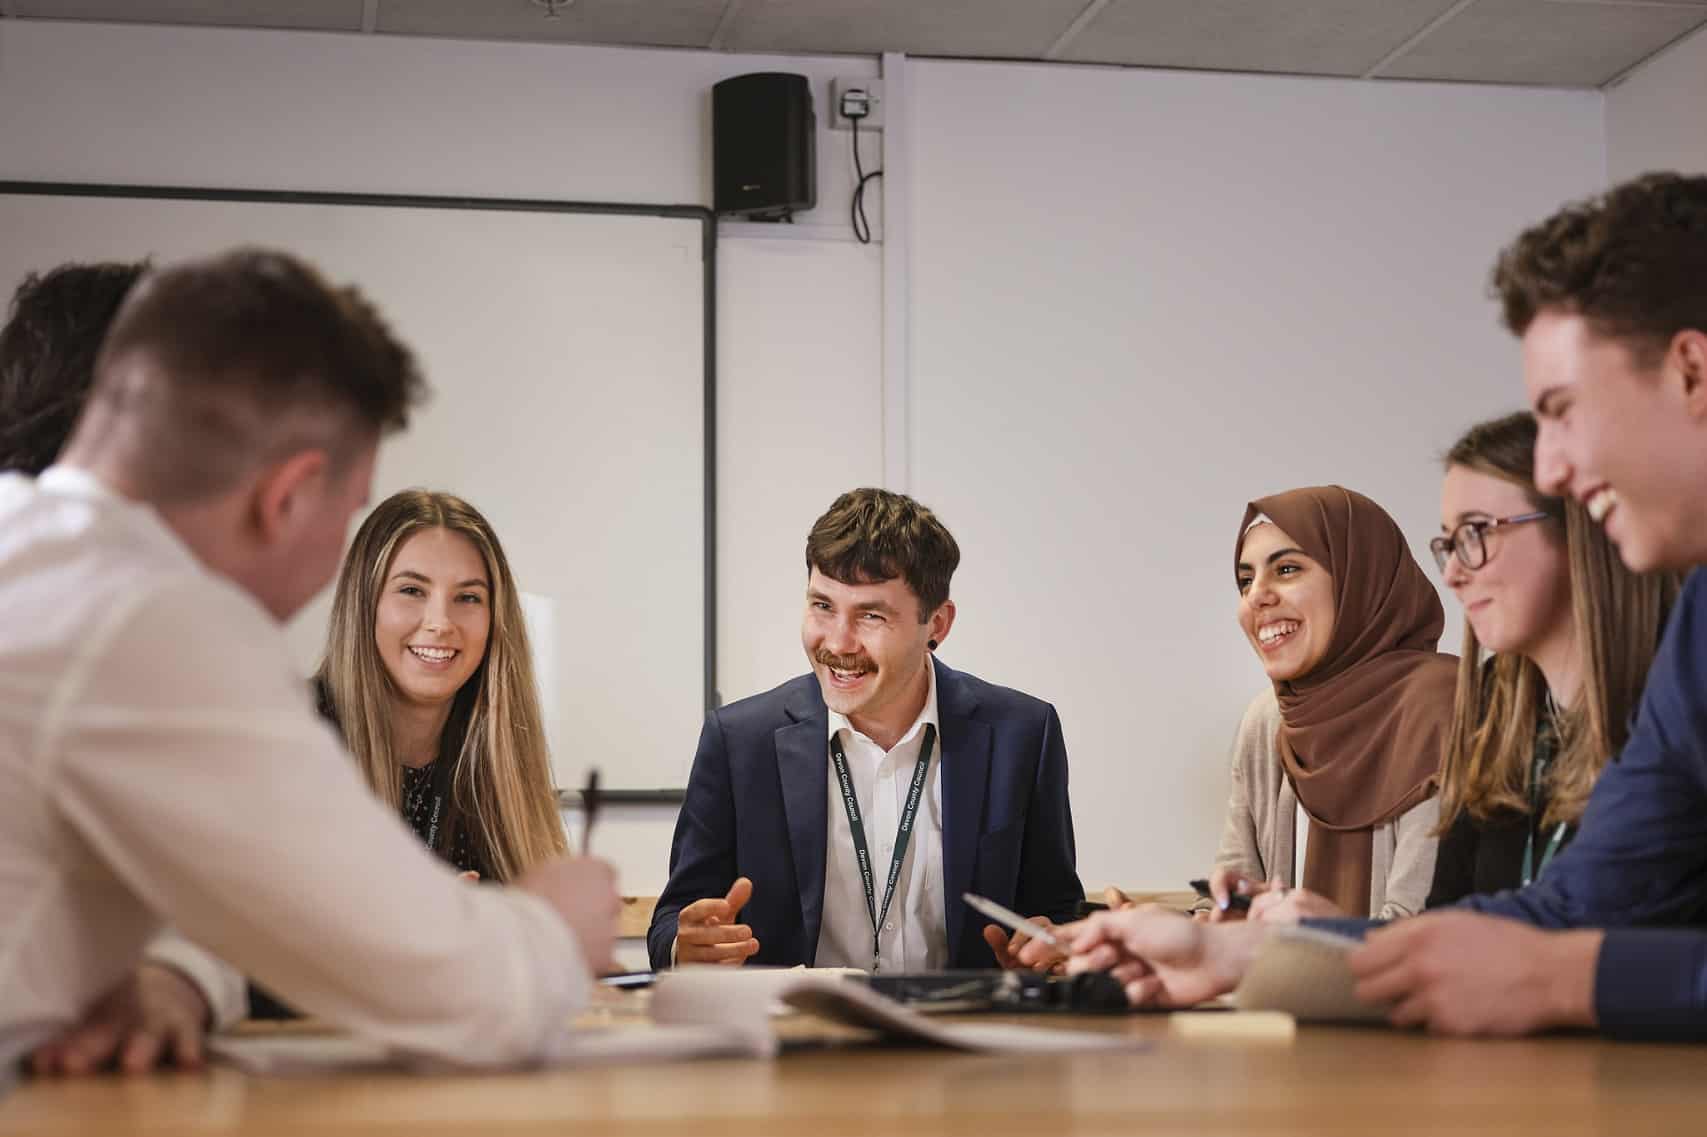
[0,183,711,796]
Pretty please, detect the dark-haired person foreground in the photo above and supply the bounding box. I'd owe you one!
[1,249,618,1075]
[648,488,1083,972]
[0,260,146,474]
[1027,172,1707,1040]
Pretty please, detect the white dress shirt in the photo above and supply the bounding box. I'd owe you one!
[0,468,588,1070]
[815,662,946,971]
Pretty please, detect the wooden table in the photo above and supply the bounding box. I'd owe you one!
[3,1006,1703,1136]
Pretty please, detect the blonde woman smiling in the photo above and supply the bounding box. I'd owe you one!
[317,490,567,881]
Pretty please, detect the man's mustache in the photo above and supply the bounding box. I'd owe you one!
[816,651,876,674]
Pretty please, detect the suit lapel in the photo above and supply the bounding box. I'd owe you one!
[936,659,991,963]
[775,684,829,961]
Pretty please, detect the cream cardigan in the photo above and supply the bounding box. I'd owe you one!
[1208,688,1440,920]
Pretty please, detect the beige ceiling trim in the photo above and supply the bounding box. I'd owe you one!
[1600,10,1707,86]
[362,0,378,33]
[1363,0,1479,77]
[1045,0,1115,60]
[708,0,745,50]
[1541,0,1707,7]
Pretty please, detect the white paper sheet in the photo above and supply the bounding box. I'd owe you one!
[210,1023,774,1076]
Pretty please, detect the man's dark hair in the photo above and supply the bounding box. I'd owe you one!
[805,488,960,618]
[0,260,147,474]
[80,248,427,501]
[1492,172,1707,363]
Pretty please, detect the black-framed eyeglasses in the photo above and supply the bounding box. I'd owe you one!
[1429,511,1552,572]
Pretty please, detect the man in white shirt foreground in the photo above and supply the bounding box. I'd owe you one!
[0,249,618,1075]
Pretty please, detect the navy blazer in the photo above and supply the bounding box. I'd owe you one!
[648,657,1083,970]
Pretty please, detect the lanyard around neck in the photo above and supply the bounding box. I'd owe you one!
[1521,821,1568,887]
[828,723,937,972]
[1521,750,1567,887]
[404,747,457,855]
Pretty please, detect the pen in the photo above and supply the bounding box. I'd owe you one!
[1189,878,1252,912]
[961,892,1064,948]
[580,768,602,855]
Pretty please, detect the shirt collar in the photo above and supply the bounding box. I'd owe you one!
[36,463,202,573]
[37,464,117,501]
[828,656,939,751]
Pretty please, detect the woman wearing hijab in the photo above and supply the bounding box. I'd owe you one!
[1201,485,1457,921]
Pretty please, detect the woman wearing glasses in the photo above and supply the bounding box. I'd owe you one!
[1424,412,1678,906]
[1200,485,1457,922]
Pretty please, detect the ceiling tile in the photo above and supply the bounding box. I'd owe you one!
[375,0,727,47]
[722,0,1090,58]
[1380,0,1707,85]
[1058,0,1464,77]
[7,0,362,31]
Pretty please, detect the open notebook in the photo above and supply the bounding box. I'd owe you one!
[652,968,1148,1053]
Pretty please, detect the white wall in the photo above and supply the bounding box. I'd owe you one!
[0,18,882,903]
[907,59,1604,890]
[1605,23,1707,180]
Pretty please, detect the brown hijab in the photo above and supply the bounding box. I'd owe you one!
[1237,486,1456,916]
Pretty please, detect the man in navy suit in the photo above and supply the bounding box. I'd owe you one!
[649,488,1083,971]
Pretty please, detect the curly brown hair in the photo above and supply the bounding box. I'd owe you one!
[0,261,147,475]
[806,488,960,619]
[1491,172,1707,363]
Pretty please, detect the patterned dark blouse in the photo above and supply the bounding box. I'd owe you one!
[399,758,488,879]
[315,677,489,877]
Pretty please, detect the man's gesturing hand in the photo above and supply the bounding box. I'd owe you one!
[676,877,761,965]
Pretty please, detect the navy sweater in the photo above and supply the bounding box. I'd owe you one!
[1312,569,1707,1039]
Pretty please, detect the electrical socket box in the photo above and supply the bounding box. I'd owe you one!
[830,76,884,132]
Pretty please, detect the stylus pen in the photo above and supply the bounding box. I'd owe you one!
[580,768,602,855]
[962,892,1064,948]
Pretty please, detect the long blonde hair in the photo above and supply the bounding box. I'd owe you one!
[1436,413,1678,830]
[318,489,566,880]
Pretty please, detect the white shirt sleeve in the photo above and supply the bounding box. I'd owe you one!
[43,580,588,1067]
[143,931,249,1031]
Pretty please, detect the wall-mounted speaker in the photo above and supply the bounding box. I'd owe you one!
[713,72,816,220]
